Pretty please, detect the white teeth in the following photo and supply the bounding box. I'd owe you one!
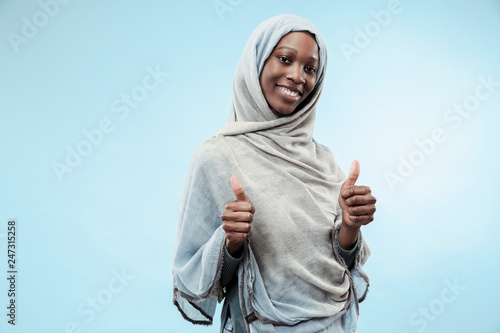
[280,86,299,97]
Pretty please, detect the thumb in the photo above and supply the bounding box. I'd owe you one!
[342,160,360,189]
[230,175,249,202]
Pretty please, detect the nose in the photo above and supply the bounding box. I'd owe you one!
[286,64,305,84]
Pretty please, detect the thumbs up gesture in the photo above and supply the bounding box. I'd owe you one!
[338,161,377,247]
[221,175,255,256]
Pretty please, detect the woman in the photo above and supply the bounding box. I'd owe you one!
[172,14,376,332]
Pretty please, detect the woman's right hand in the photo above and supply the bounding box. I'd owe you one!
[221,175,255,256]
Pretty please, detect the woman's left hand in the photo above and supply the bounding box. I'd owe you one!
[338,160,377,230]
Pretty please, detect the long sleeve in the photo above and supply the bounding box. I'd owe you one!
[336,232,360,270]
[220,245,245,287]
[172,141,236,325]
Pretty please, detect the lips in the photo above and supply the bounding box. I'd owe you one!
[276,84,302,96]
[275,85,303,105]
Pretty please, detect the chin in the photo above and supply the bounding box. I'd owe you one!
[279,102,302,115]
[272,107,296,118]
[270,103,297,116]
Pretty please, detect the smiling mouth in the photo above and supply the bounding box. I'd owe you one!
[276,85,302,99]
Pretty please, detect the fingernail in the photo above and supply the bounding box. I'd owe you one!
[230,175,239,188]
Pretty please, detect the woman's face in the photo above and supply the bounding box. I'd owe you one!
[259,31,319,117]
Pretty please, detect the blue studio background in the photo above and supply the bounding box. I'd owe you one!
[1,0,499,332]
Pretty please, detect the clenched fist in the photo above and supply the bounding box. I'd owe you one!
[221,175,255,256]
[338,160,376,249]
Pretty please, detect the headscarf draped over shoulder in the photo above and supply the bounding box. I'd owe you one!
[172,14,370,332]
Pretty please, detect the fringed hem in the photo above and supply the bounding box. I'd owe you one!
[172,234,226,326]
[354,231,370,304]
[172,291,213,326]
[331,226,355,314]
[332,224,371,313]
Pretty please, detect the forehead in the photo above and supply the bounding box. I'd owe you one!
[273,31,319,59]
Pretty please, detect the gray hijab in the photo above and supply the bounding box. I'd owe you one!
[172,14,370,332]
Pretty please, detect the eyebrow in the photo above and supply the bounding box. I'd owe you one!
[276,46,319,62]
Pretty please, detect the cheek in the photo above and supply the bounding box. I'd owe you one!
[305,79,316,97]
[310,75,317,88]
[260,70,275,96]
[261,68,271,85]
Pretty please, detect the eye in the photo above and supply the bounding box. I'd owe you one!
[279,56,291,64]
[305,66,316,74]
